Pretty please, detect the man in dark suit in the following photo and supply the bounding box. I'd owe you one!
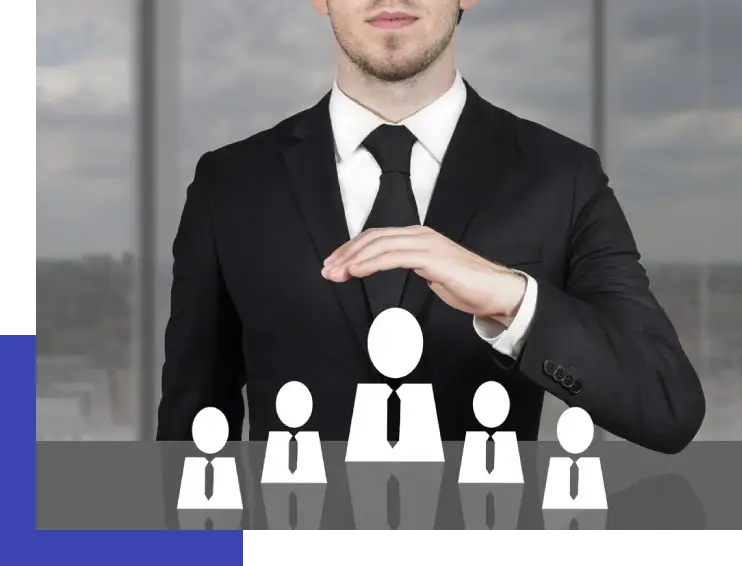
[156,0,705,453]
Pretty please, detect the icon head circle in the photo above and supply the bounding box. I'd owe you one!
[192,406,230,455]
[276,381,313,429]
[472,380,510,429]
[367,308,424,379]
[556,407,595,455]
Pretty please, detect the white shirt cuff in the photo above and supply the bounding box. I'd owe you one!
[472,271,538,359]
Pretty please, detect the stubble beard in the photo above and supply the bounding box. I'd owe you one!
[333,21,456,83]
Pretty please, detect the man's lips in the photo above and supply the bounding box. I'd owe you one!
[368,11,418,29]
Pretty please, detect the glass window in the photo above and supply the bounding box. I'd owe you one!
[37,0,134,440]
[608,0,742,439]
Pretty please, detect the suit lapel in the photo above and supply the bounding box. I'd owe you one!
[282,93,372,353]
[400,81,524,322]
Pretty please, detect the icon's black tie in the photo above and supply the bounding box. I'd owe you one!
[570,460,579,500]
[204,460,214,500]
[288,433,298,474]
[485,433,495,474]
[361,124,420,318]
[387,384,401,447]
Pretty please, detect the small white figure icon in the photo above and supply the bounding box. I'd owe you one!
[177,407,242,510]
[261,381,326,483]
[345,307,444,463]
[458,380,523,484]
[542,407,607,510]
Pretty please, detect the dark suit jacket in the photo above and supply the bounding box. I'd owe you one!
[156,80,705,454]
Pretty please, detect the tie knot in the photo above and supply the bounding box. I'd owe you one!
[384,377,404,392]
[363,124,417,175]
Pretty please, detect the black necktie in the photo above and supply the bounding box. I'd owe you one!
[570,460,579,500]
[387,383,401,447]
[204,460,214,500]
[288,433,298,474]
[387,474,401,530]
[362,124,420,318]
[485,433,495,474]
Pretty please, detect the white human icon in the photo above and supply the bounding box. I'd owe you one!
[459,381,523,483]
[345,307,444,463]
[261,381,326,483]
[177,407,243,510]
[542,407,607,509]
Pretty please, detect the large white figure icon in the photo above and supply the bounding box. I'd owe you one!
[542,407,607,510]
[177,407,243,510]
[345,307,444,462]
[459,381,523,483]
[261,381,327,483]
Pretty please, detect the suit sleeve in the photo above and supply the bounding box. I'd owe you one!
[488,148,705,454]
[156,152,246,441]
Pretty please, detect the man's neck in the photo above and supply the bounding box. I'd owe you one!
[335,48,457,123]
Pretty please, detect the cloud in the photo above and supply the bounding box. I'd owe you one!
[37,0,742,261]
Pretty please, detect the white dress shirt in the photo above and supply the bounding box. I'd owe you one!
[328,71,538,359]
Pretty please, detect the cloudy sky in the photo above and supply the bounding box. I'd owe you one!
[37,0,742,261]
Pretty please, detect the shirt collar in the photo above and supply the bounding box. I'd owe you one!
[329,71,467,164]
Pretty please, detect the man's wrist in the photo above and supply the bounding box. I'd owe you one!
[486,270,528,327]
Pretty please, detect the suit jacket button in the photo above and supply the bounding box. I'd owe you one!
[552,365,567,382]
[562,372,575,388]
[543,359,558,376]
[569,379,582,394]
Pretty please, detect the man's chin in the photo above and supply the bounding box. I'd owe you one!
[364,60,425,82]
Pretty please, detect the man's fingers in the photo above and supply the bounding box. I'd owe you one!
[341,234,431,266]
[324,225,428,265]
[321,237,419,280]
[324,227,402,266]
[347,250,429,278]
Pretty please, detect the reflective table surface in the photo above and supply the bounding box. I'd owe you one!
[36,441,742,530]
